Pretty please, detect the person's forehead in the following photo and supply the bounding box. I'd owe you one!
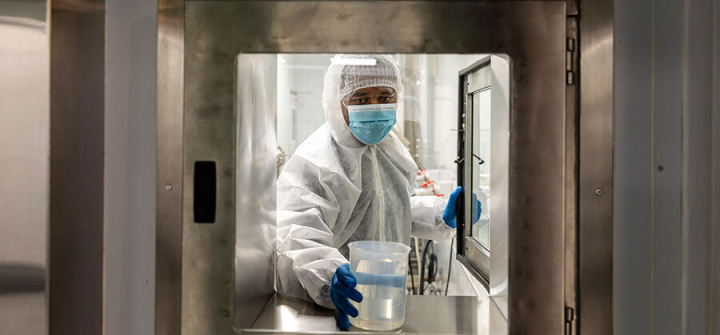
[351,86,396,96]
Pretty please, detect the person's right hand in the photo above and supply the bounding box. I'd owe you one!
[443,186,482,228]
[331,264,363,330]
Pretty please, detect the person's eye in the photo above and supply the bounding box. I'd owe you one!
[380,96,392,103]
[353,98,368,104]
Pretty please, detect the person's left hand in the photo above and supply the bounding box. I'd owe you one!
[442,186,482,228]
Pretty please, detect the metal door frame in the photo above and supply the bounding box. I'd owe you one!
[156,1,614,334]
[457,55,493,288]
[456,55,512,306]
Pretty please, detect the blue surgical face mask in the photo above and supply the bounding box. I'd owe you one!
[345,103,397,145]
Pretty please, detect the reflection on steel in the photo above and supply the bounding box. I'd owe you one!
[0,265,45,294]
[234,54,277,329]
[0,0,49,334]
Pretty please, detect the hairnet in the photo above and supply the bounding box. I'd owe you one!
[323,54,404,147]
[336,54,404,100]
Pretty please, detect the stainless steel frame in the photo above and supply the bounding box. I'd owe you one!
[578,0,614,334]
[156,0,185,333]
[156,1,614,334]
[563,15,579,335]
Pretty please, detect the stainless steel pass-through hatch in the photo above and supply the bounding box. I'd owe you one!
[154,1,614,334]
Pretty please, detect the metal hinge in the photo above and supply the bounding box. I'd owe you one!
[566,38,576,85]
[564,307,575,335]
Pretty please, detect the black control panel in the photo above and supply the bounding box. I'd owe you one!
[193,161,216,223]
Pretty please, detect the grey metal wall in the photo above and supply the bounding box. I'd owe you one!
[681,0,719,334]
[614,0,720,334]
[0,1,50,334]
[614,0,682,332]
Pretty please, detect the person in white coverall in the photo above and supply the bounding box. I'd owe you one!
[276,54,480,330]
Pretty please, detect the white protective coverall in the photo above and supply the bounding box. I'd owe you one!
[276,54,456,309]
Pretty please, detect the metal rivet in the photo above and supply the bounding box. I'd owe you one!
[594,188,603,196]
[165,185,172,191]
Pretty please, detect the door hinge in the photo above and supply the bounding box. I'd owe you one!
[564,307,575,335]
[566,38,576,85]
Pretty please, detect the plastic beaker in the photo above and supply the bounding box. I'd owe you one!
[348,241,411,331]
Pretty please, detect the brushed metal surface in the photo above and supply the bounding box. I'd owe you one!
[50,0,106,334]
[0,2,49,334]
[167,1,567,334]
[247,294,506,334]
[234,54,278,329]
[156,0,184,333]
[578,0,614,333]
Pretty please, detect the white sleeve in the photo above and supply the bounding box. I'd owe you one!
[409,195,456,241]
[276,163,348,309]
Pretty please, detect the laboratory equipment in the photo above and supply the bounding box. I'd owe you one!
[348,241,411,331]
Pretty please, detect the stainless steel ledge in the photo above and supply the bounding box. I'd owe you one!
[243,294,507,335]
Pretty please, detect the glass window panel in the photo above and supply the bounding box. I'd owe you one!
[471,88,491,250]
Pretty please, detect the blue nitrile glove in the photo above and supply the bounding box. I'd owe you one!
[442,186,482,228]
[331,264,363,331]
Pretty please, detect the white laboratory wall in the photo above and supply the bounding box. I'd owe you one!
[400,54,482,196]
[276,54,329,157]
[104,0,157,333]
[614,0,720,334]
